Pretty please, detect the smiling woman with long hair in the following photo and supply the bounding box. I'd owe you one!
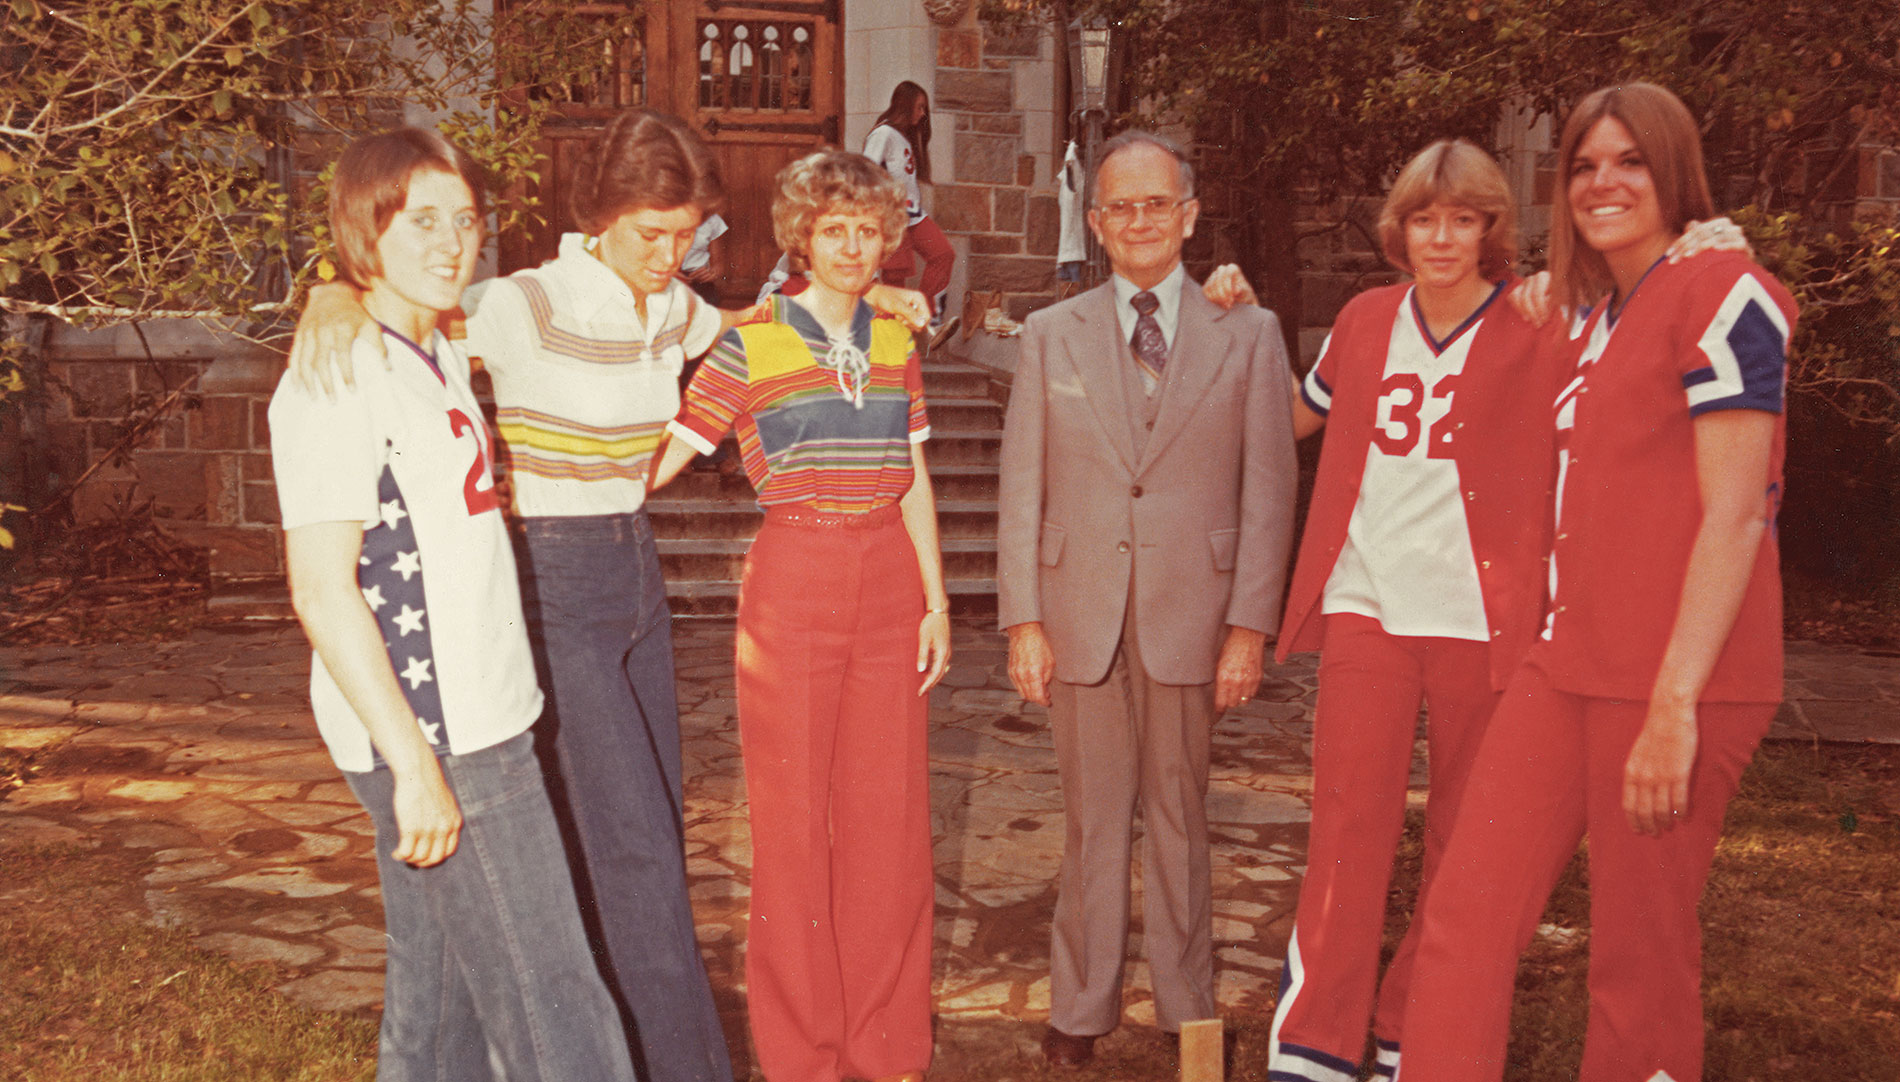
[652,149,950,1082]
[1395,83,1798,1082]
[269,128,635,1082]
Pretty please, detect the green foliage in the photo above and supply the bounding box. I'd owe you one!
[1001,0,1900,581]
[0,1,636,546]
[0,0,636,330]
[1740,207,1900,430]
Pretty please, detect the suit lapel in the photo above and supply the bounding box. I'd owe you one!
[1061,284,1140,475]
[1139,284,1231,472]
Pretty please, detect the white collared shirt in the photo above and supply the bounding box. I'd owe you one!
[1110,262,1187,352]
[459,232,722,518]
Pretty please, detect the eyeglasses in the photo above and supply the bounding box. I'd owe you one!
[1095,197,1190,226]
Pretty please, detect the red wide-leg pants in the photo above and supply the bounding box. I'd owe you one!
[1395,653,1774,1082]
[880,215,955,316]
[736,505,934,1082]
[1270,613,1497,1081]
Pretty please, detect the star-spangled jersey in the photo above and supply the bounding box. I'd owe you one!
[1313,284,1499,640]
[270,329,543,772]
[863,123,925,224]
[1540,252,1794,702]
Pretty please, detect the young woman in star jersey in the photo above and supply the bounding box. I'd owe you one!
[287,112,932,1082]
[269,128,635,1082]
[1396,83,1797,1082]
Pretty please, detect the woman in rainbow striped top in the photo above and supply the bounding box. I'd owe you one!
[651,149,950,1082]
[291,113,930,1082]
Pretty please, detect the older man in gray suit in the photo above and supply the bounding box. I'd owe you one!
[997,130,1297,1066]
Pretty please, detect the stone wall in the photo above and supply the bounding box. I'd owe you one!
[34,323,284,590]
[932,17,1062,321]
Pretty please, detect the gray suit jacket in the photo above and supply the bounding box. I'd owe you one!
[996,279,1298,687]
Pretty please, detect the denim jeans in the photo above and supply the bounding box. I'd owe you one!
[514,510,732,1082]
[345,731,637,1082]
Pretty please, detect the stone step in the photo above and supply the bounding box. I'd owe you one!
[924,396,1005,429]
[206,580,296,621]
[666,577,999,617]
[921,363,995,399]
[924,428,1002,465]
[645,498,1000,539]
[657,537,996,583]
[660,463,999,502]
[921,465,998,501]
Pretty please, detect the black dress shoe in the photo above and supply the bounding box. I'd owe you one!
[1041,1026,1097,1068]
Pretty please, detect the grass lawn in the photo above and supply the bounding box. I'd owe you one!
[0,844,377,1082]
[1,742,1895,1081]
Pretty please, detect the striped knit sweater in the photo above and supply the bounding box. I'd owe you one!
[669,295,929,513]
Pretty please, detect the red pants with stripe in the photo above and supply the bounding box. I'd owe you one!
[1270,613,1498,1080]
[1395,653,1774,1082]
[736,505,934,1082]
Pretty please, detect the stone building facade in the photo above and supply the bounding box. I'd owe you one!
[16,3,1896,602]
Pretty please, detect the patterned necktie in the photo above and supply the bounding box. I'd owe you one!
[1130,290,1167,381]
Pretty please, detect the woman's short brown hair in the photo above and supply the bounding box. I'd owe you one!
[568,110,723,235]
[770,150,908,271]
[1550,82,1715,308]
[328,128,485,290]
[1377,138,1519,280]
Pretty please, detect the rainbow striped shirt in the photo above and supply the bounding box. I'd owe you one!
[669,295,929,513]
[460,232,722,517]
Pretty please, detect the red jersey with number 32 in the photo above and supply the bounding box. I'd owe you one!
[1278,281,1567,687]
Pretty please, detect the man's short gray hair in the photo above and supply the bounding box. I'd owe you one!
[1089,130,1196,205]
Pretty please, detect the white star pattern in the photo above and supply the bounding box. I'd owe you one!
[380,499,408,530]
[360,555,371,566]
[392,604,426,636]
[418,717,443,745]
[390,549,422,581]
[399,656,434,689]
[360,584,386,611]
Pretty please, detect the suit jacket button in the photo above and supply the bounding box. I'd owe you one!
[1131,485,1143,497]
[1118,541,1130,553]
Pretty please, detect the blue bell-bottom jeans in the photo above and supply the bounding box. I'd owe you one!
[346,731,637,1082]
[514,509,733,1082]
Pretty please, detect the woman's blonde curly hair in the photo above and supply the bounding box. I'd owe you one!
[771,150,909,272]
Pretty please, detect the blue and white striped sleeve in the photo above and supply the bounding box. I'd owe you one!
[1682,275,1788,416]
[1299,332,1335,416]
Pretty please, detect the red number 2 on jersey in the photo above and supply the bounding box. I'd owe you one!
[1371,373,1459,459]
[447,408,502,516]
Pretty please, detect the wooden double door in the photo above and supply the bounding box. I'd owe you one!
[498,0,842,301]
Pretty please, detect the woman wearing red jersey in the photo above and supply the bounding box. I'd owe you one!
[1262,139,1568,1082]
[1396,83,1796,1082]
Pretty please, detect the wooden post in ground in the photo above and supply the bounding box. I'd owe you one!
[1180,1018,1224,1082]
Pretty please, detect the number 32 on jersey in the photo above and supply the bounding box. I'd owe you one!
[1371,372,1458,459]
